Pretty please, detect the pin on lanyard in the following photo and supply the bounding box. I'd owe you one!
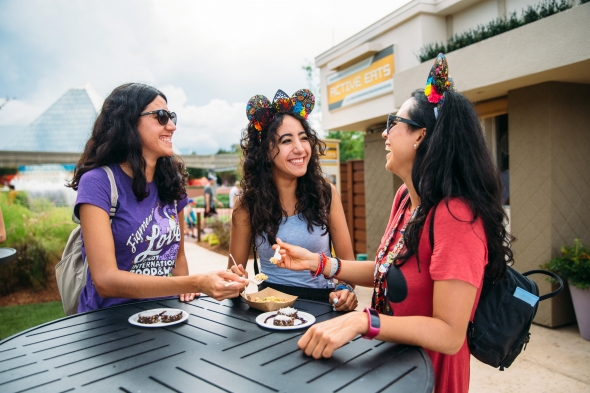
[377,202,420,274]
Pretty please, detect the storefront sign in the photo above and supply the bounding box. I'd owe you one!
[327,46,394,111]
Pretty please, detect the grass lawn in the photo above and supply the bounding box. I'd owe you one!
[0,301,65,340]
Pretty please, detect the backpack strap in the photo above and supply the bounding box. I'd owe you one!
[523,270,564,301]
[252,240,260,276]
[101,166,118,218]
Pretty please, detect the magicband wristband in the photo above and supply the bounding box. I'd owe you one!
[361,307,381,340]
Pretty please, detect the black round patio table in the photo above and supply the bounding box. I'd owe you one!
[0,296,434,393]
[0,247,17,265]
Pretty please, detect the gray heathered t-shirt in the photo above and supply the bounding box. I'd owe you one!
[255,214,334,289]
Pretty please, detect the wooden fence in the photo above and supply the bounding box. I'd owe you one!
[340,160,366,257]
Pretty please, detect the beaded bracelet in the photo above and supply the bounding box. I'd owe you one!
[311,252,328,278]
[335,282,354,293]
[327,257,339,278]
[334,257,342,277]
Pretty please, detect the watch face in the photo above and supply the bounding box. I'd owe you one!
[368,308,380,328]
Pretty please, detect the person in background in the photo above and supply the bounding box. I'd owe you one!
[67,83,247,313]
[273,55,514,393]
[184,199,198,238]
[228,89,357,311]
[0,206,6,243]
[229,181,240,213]
[204,175,223,215]
[8,185,17,204]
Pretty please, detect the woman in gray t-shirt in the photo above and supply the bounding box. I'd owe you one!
[228,89,357,311]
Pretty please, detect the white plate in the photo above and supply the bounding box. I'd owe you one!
[255,311,316,330]
[128,308,189,327]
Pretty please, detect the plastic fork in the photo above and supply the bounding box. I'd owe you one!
[224,276,267,287]
[269,245,281,264]
[224,253,268,286]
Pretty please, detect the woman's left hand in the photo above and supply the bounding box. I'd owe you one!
[179,293,200,302]
[298,311,368,359]
[329,289,358,312]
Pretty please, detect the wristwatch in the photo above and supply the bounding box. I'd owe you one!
[361,307,381,339]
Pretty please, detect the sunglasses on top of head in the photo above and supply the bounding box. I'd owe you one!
[385,114,424,134]
[140,109,177,125]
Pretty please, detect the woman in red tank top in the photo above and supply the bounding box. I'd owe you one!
[273,54,514,393]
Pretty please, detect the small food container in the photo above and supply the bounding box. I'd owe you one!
[241,288,297,312]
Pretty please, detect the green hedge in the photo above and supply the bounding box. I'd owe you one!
[417,0,575,63]
[0,192,76,295]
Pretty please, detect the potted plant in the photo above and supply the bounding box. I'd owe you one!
[541,239,590,340]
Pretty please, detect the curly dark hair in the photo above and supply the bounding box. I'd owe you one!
[237,112,330,245]
[68,83,187,203]
[395,89,514,280]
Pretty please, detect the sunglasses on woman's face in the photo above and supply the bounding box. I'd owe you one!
[386,113,424,134]
[140,109,177,125]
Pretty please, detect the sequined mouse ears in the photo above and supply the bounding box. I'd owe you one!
[424,53,454,118]
[246,89,315,133]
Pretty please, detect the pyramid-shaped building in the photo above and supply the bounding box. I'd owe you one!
[0,84,102,153]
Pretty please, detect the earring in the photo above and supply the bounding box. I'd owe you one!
[414,143,418,149]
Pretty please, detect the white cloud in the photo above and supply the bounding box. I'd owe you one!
[0,99,46,125]
[162,85,247,154]
[0,0,412,153]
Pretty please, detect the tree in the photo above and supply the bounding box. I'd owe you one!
[326,131,364,162]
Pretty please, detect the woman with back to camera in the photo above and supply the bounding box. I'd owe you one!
[68,83,247,313]
[228,89,358,311]
[273,55,514,392]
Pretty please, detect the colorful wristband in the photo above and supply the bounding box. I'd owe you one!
[311,252,327,278]
[361,307,381,340]
[327,257,339,278]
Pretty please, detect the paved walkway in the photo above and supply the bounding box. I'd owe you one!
[184,240,590,392]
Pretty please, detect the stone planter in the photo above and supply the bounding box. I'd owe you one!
[569,284,590,340]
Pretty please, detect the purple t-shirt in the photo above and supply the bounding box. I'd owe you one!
[74,163,188,312]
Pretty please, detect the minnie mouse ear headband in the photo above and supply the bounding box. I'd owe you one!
[246,89,315,141]
[424,53,454,119]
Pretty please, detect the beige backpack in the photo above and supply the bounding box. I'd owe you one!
[55,166,118,315]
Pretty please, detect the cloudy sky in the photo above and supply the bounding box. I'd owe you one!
[0,0,410,154]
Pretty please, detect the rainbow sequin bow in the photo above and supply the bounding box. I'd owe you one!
[246,89,315,134]
[424,53,454,117]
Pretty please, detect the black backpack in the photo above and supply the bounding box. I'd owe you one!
[426,199,564,370]
[467,266,562,370]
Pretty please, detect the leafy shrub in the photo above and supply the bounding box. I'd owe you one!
[208,220,231,249]
[417,0,573,62]
[0,193,76,295]
[541,239,590,290]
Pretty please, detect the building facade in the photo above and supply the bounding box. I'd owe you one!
[315,0,590,326]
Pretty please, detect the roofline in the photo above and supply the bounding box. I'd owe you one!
[315,0,477,68]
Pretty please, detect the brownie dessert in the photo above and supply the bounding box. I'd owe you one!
[273,315,294,326]
[161,311,183,323]
[137,313,160,324]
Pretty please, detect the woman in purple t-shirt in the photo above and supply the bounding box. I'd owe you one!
[68,83,247,313]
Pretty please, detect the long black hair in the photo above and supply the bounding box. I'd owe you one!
[396,89,514,279]
[68,83,187,203]
[237,112,330,245]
